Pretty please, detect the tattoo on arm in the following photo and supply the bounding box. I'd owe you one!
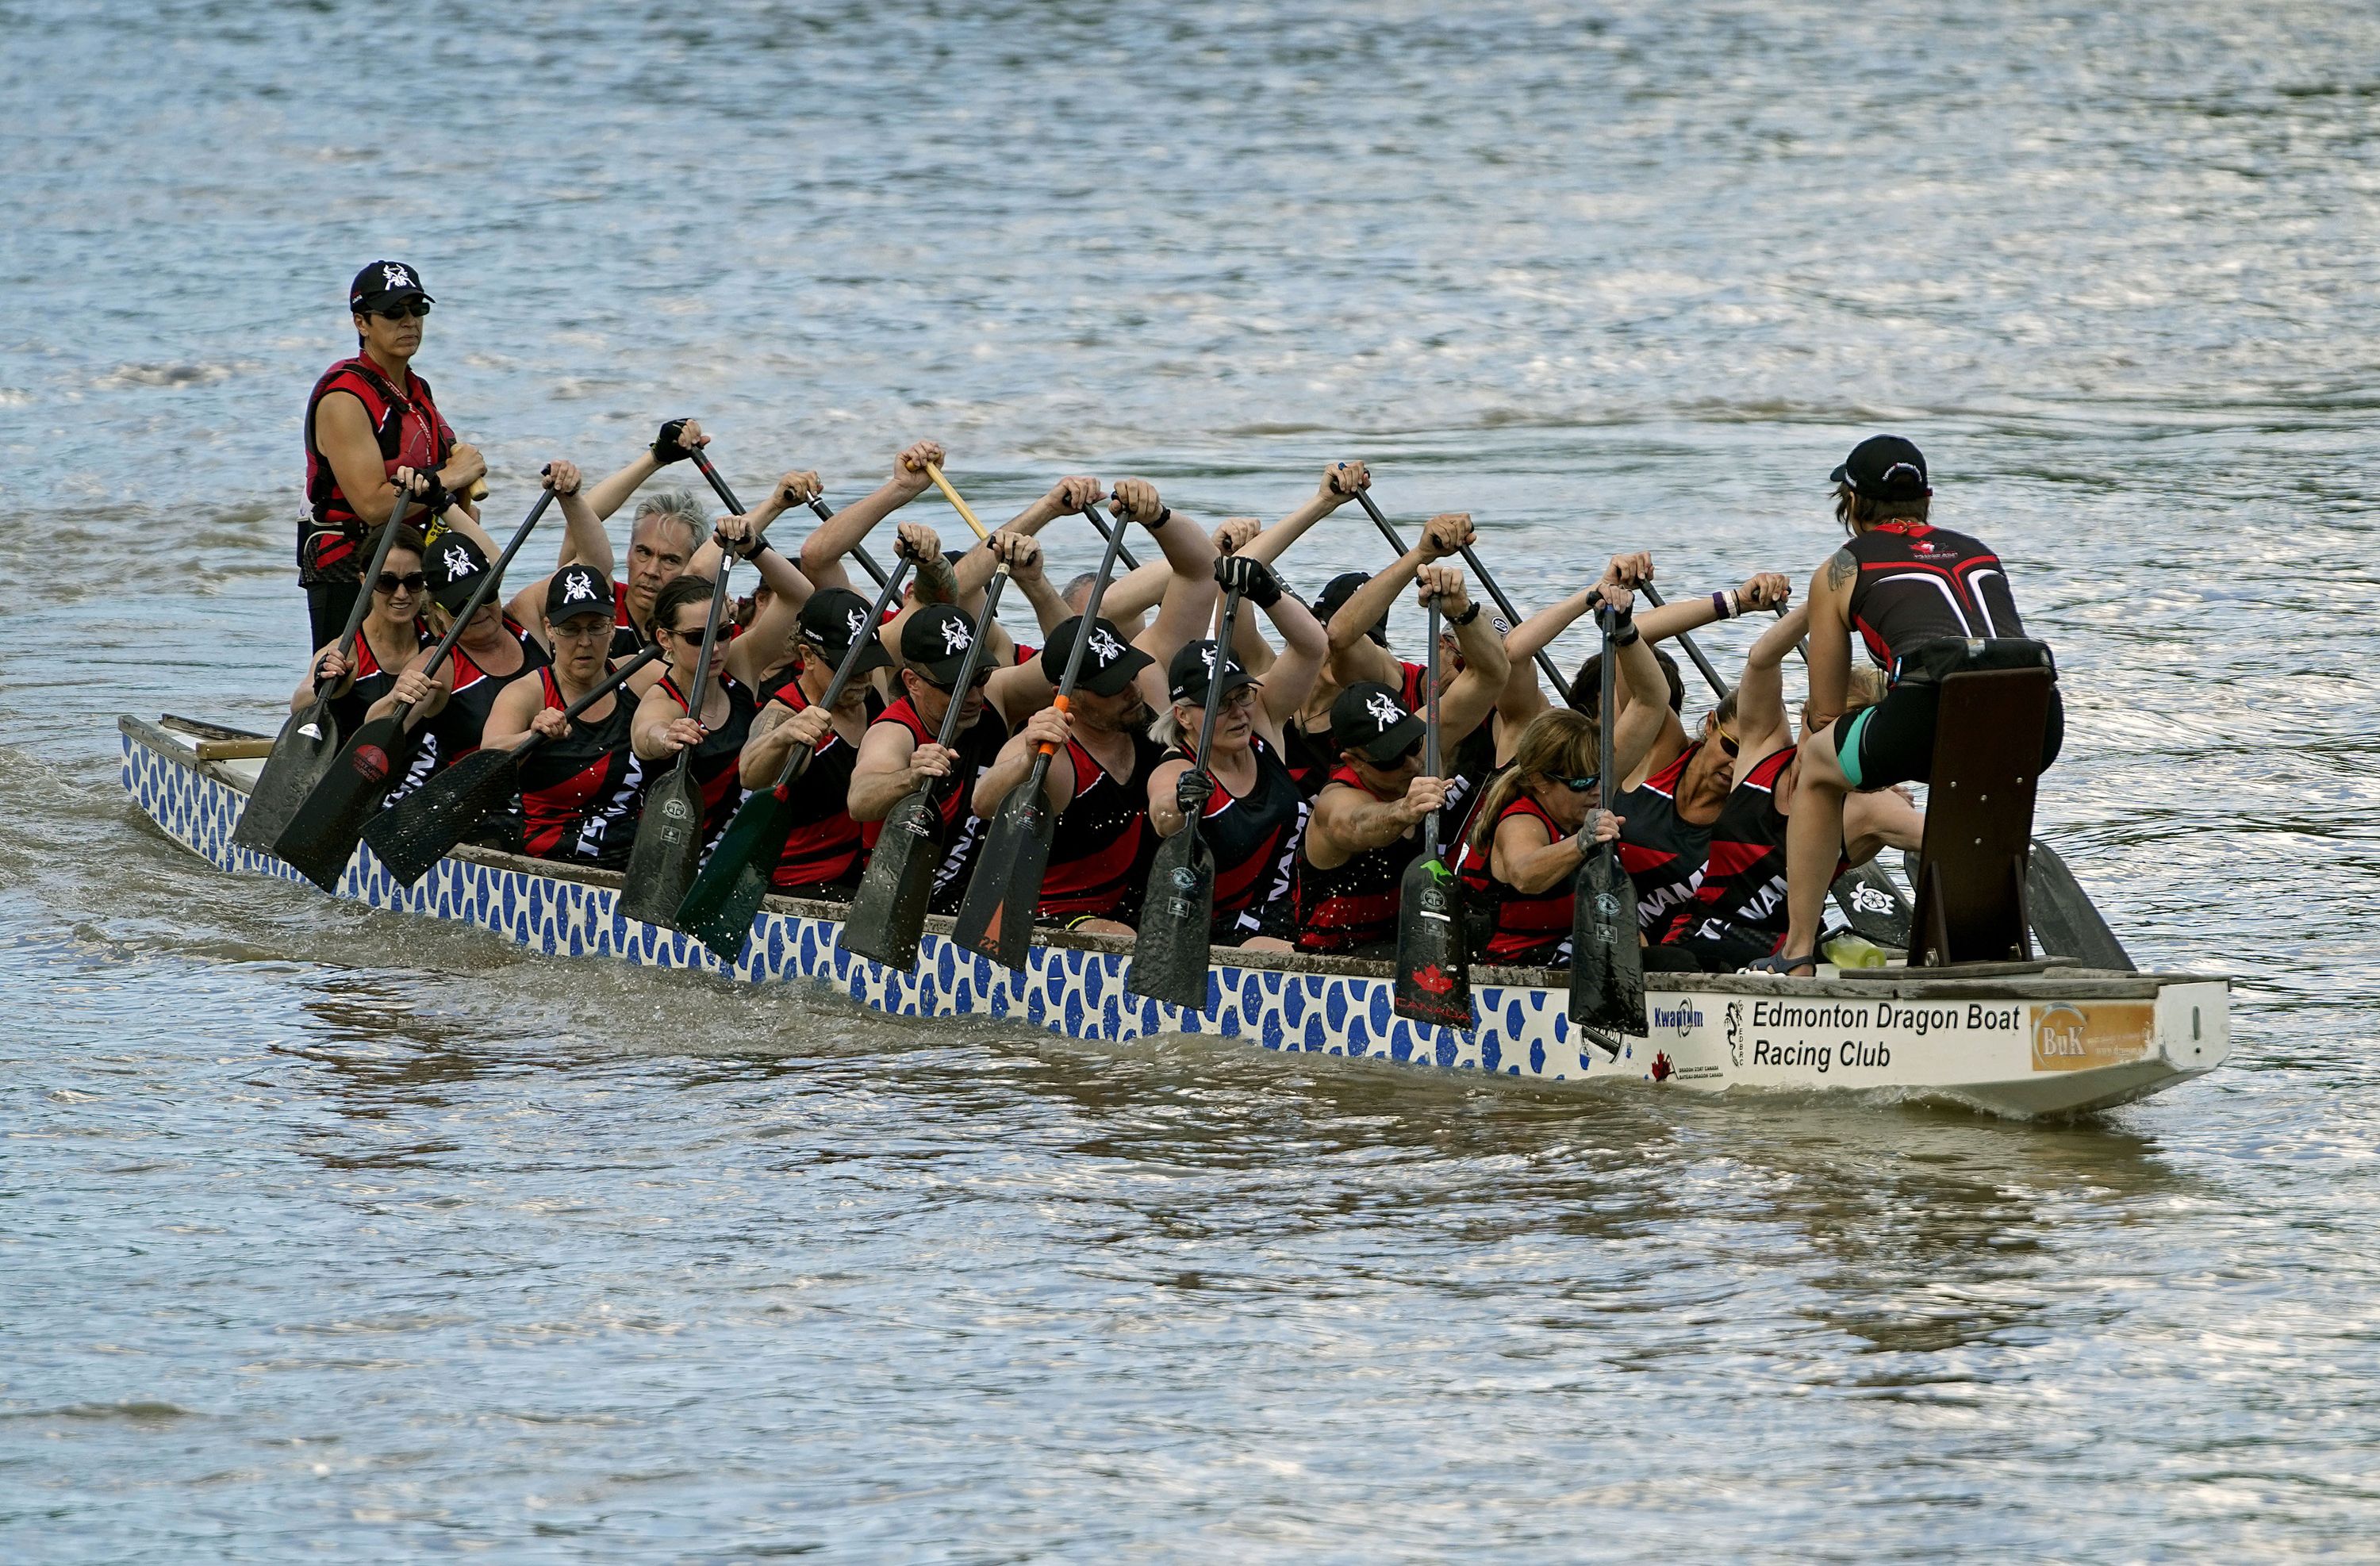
[1826,548,1856,591]
[912,553,958,605]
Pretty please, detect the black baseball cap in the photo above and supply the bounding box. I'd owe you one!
[900,604,985,687]
[1830,435,1929,500]
[800,588,894,676]
[1039,616,1154,698]
[546,563,613,624]
[1330,681,1426,766]
[425,533,493,614]
[1315,570,1390,647]
[1167,639,1260,706]
[349,260,433,314]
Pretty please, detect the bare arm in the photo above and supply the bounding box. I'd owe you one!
[719,535,815,687]
[480,672,547,753]
[1427,569,1512,746]
[797,440,942,594]
[313,392,402,528]
[1253,575,1327,732]
[1117,482,1222,711]
[1236,460,1371,569]
[1844,786,1925,862]
[582,418,711,522]
[1307,778,1433,866]
[848,722,925,823]
[1804,550,1856,731]
[1729,601,1812,771]
[951,475,1102,605]
[1491,808,1595,896]
[1610,593,1683,781]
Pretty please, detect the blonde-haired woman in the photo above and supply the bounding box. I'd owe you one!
[1457,588,1672,965]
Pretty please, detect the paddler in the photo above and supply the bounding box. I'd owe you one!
[1771,436,2060,975]
[1666,605,1924,971]
[1292,565,1508,956]
[970,480,1219,934]
[735,540,931,901]
[300,262,486,649]
[1143,555,1326,951]
[290,518,432,747]
[482,565,646,866]
[628,512,812,858]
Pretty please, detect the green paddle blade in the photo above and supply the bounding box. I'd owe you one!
[616,756,704,927]
[1568,849,1645,1033]
[675,785,796,964]
[837,788,946,969]
[951,779,1053,972]
[361,745,522,886]
[1392,853,1472,1028]
[2025,839,2135,971]
[271,714,412,891]
[1830,862,1914,948]
[232,701,339,854]
[1126,824,1215,1010]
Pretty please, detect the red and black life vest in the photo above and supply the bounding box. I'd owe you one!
[654,672,758,849]
[1457,793,1573,964]
[300,355,455,581]
[1038,729,1168,923]
[519,667,645,869]
[862,697,1012,915]
[1844,521,2028,673]
[1614,743,1715,940]
[761,679,885,898]
[1292,765,1426,955]
[1176,733,1306,942]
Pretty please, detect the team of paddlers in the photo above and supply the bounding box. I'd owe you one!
[294,260,2059,976]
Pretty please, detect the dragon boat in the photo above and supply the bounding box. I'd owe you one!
[121,713,2231,1119]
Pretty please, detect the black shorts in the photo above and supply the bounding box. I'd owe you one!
[1833,681,2064,791]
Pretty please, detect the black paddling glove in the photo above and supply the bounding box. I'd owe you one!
[651,419,697,465]
[1176,769,1216,814]
[1216,555,1282,608]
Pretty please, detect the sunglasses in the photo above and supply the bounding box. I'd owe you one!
[1714,731,1740,758]
[370,301,432,320]
[1372,739,1423,770]
[373,571,428,595]
[925,669,993,696]
[1554,773,1603,793]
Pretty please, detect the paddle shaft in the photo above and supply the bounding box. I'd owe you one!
[1185,586,1246,810]
[919,462,996,542]
[1597,608,1621,883]
[919,567,1015,770]
[1034,501,1137,758]
[1353,490,1563,694]
[1422,593,1443,862]
[1632,582,1730,694]
[1078,502,1145,574]
[386,489,557,732]
[689,450,889,589]
[508,645,667,762]
[762,557,914,793]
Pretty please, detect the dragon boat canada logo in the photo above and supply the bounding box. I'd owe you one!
[1726,1001,1745,1068]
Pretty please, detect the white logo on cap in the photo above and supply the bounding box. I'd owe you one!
[1088,626,1127,664]
[441,545,474,578]
[382,263,415,293]
[1199,643,1218,673]
[560,571,598,604]
[845,608,868,639]
[940,618,973,654]
[1366,691,1403,731]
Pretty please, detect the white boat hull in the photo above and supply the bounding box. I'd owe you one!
[119,716,2229,1118]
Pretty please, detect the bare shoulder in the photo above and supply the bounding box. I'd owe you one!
[1824,547,1857,590]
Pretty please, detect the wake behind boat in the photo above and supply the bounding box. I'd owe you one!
[125,713,2230,1119]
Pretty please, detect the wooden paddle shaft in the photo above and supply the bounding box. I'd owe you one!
[919,462,995,541]
[1353,489,1564,695]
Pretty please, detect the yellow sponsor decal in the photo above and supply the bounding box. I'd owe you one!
[2029,1002,2153,1072]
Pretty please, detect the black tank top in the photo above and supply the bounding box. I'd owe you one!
[1844,522,2027,671]
[1615,743,1714,940]
[432,620,549,762]
[519,667,646,868]
[1281,716,1338,797]
[655,672,758,847]
[1457,793,1573,963]
[1663,745,1844,949]
[863,697,1013,915]
[1040,729,1168,923]
[1292,764,1425,954]
[1175,733,1306,941]
[761,679,884,896]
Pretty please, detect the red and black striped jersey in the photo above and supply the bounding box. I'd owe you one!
[1458,793,1572,964]
[1292,765,1425,955]
[761,680,884,898]
[519,667,645,869]
[1038,730,1167,923]
[1175,734,1306,942]
[1844,521,2027,673]
[653,673,758,850]
[1615,743,1713,940]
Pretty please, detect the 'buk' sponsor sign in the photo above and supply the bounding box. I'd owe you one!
[2029,1003,2152,1072]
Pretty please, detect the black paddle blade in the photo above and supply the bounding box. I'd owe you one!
[1568,850,1645,1033]
[952,784,1053,972]
[2025,839,2136,972]
[1127,827,1216,1010]
[675,787,795,964]
[361,746,521,886]
[837,789,946,969]
[1830,862,1914,948]
[1392,854,1472,1028]
[271,715,410,891]
[616,759,704,928]
[231,702,338,854]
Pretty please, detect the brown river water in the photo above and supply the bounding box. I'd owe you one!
[6,1,2379,1558]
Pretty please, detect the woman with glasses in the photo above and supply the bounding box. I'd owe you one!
[1143,556,1326,951]
[1661,604,1923,972]
[629,512,811,854]
[299,260,486,649]
[1457,583,1669,965]
[482,565,647,867]
[290,520,434,744]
